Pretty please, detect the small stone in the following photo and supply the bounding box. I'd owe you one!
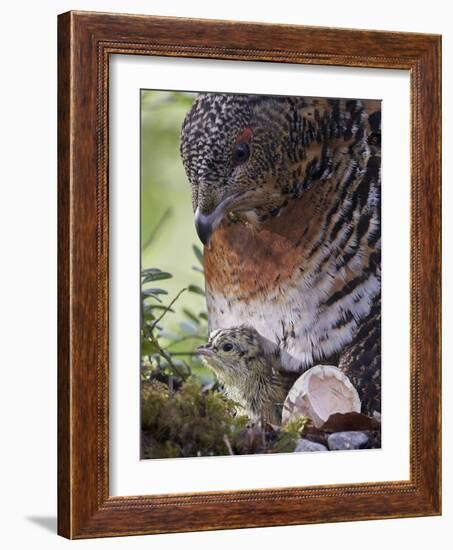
[327,431,369,451]
[294,438,328,453]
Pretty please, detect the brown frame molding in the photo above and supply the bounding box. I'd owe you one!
[58,10,441,539]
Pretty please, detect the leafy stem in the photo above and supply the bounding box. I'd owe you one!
[151,288,186,331]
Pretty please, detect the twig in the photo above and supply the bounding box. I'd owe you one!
[142,328,183,379]
[223,435,234,456]
[151,288,186,330]
[168,375,174,398]
[164,335,206,350]
[141,283,204,382]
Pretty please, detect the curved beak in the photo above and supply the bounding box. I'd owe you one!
[194,195,237,245]
[194,208,216,246]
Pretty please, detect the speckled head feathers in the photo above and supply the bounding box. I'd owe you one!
[197,325,265,374]
[180,93,371,244]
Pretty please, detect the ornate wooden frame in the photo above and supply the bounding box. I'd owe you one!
[57,10,441,539]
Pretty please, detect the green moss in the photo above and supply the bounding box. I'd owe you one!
[141,378,310,458]
[273,416,309,453]
[141,380,169,430]
[141,377,253,458]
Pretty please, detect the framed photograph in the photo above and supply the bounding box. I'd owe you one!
[58,11,441,538]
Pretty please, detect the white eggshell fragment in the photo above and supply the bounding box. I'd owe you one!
[282,365,361,428]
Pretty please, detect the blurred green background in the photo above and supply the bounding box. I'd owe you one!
[141,90,201,324]
[141,90,213,383]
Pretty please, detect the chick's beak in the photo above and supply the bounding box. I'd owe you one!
[196,344,214,357]
[197,346,214,357]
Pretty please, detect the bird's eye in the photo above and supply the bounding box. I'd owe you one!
[222,343,234,352]
[232,142,250,166]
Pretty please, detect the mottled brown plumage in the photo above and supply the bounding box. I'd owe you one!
[181,93,381,415]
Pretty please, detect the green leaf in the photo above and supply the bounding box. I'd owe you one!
[142,271,173,283]
[192,266,204,274]
[141,340,159,355]
[182,308,200,325]
[188,284,205,296]
[143,310,156,322]
[192,244,204,266]
[198,312,208,321]
[142,293,162,303]
[142,288,168,304]
[143,288,168,296]
[146,304,175,313]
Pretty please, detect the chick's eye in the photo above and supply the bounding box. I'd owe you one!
[232,142,250,166]
[222,343,233,352]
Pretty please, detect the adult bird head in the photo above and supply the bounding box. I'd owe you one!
[180,93,332,245]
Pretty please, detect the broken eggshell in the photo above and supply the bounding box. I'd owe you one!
[282,365,361,428]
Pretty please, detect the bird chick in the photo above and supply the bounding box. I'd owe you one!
[197,326,291,426]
